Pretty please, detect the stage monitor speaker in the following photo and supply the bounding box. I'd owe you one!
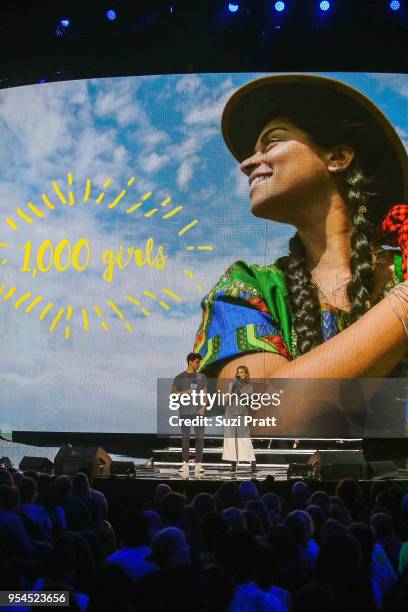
[110,461,136,476]
[367,461,397,480]
[19,456,54,474]
[54,446,112,478]
[307,449,367,480]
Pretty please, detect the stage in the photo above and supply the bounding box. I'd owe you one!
[2,434,408,525]
[138,462,289,481]
[2,434,408,482]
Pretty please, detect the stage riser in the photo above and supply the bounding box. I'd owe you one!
[154,462,290,469]
[163,438,363,450]
[153,447,365,466]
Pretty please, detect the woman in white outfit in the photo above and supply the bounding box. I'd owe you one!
[222,366,256,472]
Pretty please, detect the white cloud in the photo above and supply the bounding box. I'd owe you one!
[0,84,75,171]
[369,73,408,100]
[140,152,170,173]
[94,81,147,127]
[177,158,199,189]
[184,86,235,126]
[175,74,202,94]
[136,127,170,149]
[184,100,223,126]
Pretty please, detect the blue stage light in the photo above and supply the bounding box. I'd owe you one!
[60,18,70,27]
[274,2,285,12]
[320,1,330,11]
[228,3,239,12]
[390,0,400,10]
[106,9,117,21]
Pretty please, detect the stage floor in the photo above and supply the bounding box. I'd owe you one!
[137,464,289,481]
[2,437,408,483]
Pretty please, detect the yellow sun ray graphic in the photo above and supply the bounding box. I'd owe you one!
[184,269,205,292]
[6,218,18,231]
[186,245,214,251]
[64,305,73,340]
[95,178,111,204]
[161,288,182,302]
[82,308,89,331]
[163,206,183,219]
[27,202,45,218]
[16,208,33,223]
[142,289,171,311]
[0,240,9,268]
[144,290,157,300]
[49,308,65,333]
[144,208,158,218]
[52,181,67,204]
[15,292,32,309]
[3,287,17,301]
[93,305,110,332]
[39,303,54,320]
[106,300,133,333]
[25,296,43,313]
[42,194,56,209]
[108,190,127,209]
[2,170,211,336]
[178,220,198,236]
[126,202,143,213]
[83,180,92,203]
[126,295,151,317]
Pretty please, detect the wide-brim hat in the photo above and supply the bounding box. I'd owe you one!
[221,74,408,203]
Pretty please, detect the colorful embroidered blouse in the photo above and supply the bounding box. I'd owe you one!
[193,252,406,374]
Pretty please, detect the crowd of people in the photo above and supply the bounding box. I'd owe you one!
[1,464,408,610]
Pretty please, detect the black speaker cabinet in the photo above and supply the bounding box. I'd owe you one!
[367,461,397,480]
[19,456,54,474]
[110,461,136,476]
[307,449,367,480]
[54,446,111,478]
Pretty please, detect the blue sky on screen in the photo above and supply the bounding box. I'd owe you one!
[0,72,407,432]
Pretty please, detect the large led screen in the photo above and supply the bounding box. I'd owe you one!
[0,72,407,436]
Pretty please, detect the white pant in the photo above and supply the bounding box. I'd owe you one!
[222,434,256,462]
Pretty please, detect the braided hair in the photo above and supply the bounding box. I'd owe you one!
[280,117,387,355]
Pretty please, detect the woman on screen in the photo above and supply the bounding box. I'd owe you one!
[193,74,408,436]
[223,365,256,472]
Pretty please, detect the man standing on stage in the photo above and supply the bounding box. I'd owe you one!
[171,353,207,476]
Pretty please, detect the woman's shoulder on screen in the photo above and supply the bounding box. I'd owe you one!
[205,258,286,297]
[210,352,287,381]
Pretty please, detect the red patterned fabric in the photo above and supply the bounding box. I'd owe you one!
[382,204,408,280]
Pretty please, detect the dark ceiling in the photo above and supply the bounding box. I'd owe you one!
[0,0,407,88]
